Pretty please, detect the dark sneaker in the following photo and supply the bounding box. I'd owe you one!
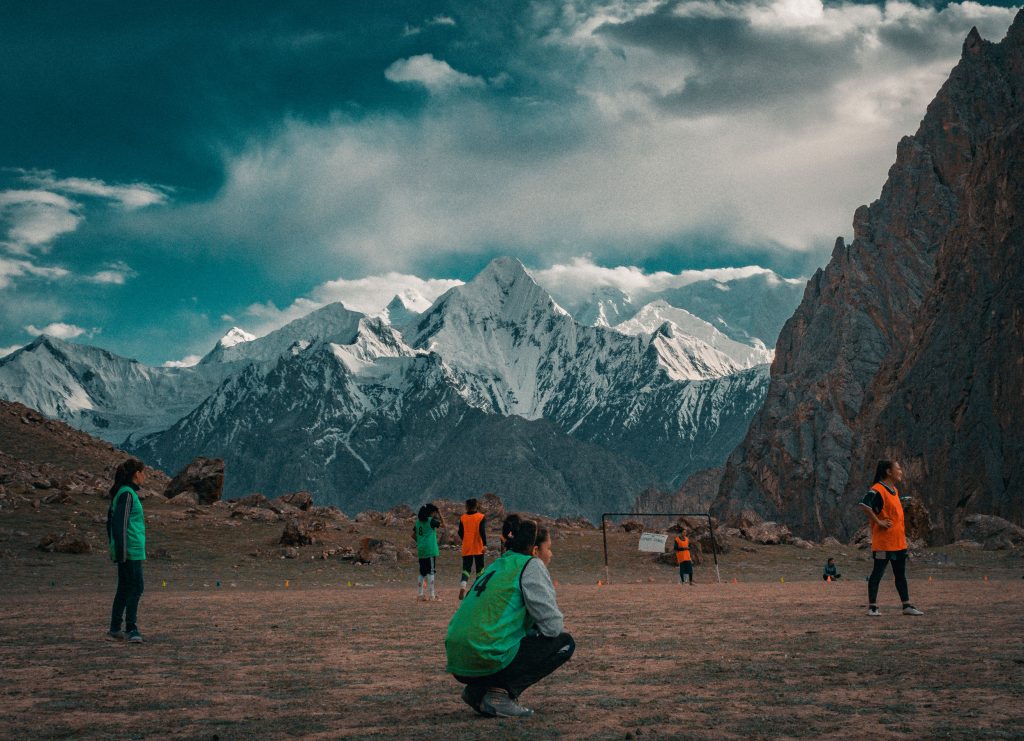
[867,606,881,617]
[106,630,125,641]
[902,605,924,616]
[126,629,144,643]
[458,586,467,601]
[481,690,534,718]
[461,685,486,715]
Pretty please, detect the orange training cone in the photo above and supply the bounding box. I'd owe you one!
[285,579,290,588]
[827,575,832,582]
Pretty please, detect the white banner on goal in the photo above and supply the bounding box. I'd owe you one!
[637,532,668,552]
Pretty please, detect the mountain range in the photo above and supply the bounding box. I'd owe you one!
[0,258,785,518]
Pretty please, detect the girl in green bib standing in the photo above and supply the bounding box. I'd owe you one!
[445,515,574,718]
[106,458,147,643]
[414,503,443,601]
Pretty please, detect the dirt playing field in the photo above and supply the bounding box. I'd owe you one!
[2,552,1023,739]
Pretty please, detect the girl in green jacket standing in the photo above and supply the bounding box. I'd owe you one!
[106,459,147,643]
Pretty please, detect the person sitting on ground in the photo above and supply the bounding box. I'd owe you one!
[445,516,575,718]
[106,458,147,643]
[414,503,443,601]
[458,498,488,599]
[822,557,841,581]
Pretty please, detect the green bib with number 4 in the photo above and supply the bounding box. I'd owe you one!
[444,551,534,676]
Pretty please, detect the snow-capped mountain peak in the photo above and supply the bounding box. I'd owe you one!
[217,327,256,348]
[615,300,772,374]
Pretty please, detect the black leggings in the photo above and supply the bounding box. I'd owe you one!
[868,552,909,604]
[111,559,144,632]
[456,632,575,701]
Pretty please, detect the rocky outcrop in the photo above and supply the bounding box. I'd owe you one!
[715,14,1024,542]
[164,457,224,505]
[959,515,1024,550]
[633,467,723,515]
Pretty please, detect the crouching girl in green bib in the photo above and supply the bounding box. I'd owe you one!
[445,517,574,718]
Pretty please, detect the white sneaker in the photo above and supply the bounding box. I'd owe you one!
[902,605,924,616]
[867,606,881,617]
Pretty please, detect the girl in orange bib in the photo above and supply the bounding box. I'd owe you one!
[859,460,924,617]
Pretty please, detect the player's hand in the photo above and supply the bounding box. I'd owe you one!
[878,518,892,529]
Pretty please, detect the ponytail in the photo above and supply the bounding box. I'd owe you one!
[872,460,893,484]
[501,513,538,555]
[109,458,144,498]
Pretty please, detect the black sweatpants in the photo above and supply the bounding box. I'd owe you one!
[868,550,909,604]
[456,632,575,700]
[678,562,694,583]
[111,559,144,632]
[461,555,485,582]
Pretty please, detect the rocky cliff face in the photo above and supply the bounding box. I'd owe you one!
[715,14,1024,542]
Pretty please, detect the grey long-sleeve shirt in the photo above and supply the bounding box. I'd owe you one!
[520,558,564,637]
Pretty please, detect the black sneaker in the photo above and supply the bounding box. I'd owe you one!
[106,630,125,641]
[126,629,144,643]
[481,689,534,718]
[461,685,486,715]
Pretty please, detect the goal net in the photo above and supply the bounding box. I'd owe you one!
[600,511,721,584]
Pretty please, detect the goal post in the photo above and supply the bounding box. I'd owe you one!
[601,511,721,584]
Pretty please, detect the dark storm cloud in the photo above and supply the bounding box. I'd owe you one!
[596,3,857,115]
[0,1,477,195]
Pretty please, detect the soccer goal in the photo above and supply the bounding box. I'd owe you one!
[600,511,721,584]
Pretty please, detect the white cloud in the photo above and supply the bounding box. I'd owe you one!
[86,261,136,285]
[530,257,795,307]
[0,256,70,289]
[162,354,202,368]
[243,272,462,336]
[0,189,82,253]
[24,322,90,340]
[384,54,485,92]
[20,171,168,209]
[429,15,456,27]
[0,344,23,358]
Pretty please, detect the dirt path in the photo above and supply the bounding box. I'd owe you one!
[1,579,1022,739]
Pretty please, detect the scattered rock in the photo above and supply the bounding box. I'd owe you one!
[168,491,199,507]
[281,547,299,559]
[164,457,224,505]
[822,536,842,547]
[791,537,815,549]
[37,532,92,554]
[273,491,314,511]
[233,493,270,508]
[620,520,644,533]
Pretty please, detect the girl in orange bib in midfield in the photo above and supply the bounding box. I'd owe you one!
[859,460,924,617]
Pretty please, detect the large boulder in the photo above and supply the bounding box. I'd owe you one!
[959,515,1024,550]
[279,518,314,547]
[164,457,224,505]
[903,497,932,543]
[742,521,792,545]
[357,537,398,564]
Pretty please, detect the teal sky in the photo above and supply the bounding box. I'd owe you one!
[1,0,1020,364]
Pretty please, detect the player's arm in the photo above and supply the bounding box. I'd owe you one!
[521,559,563,637]
[479,516,487,547]
[859,492,891,529]
[457,519,464,539]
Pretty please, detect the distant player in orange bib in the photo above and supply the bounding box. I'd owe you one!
[859,460,924,617]
[674,529,694,585]
[458,498,488,600]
